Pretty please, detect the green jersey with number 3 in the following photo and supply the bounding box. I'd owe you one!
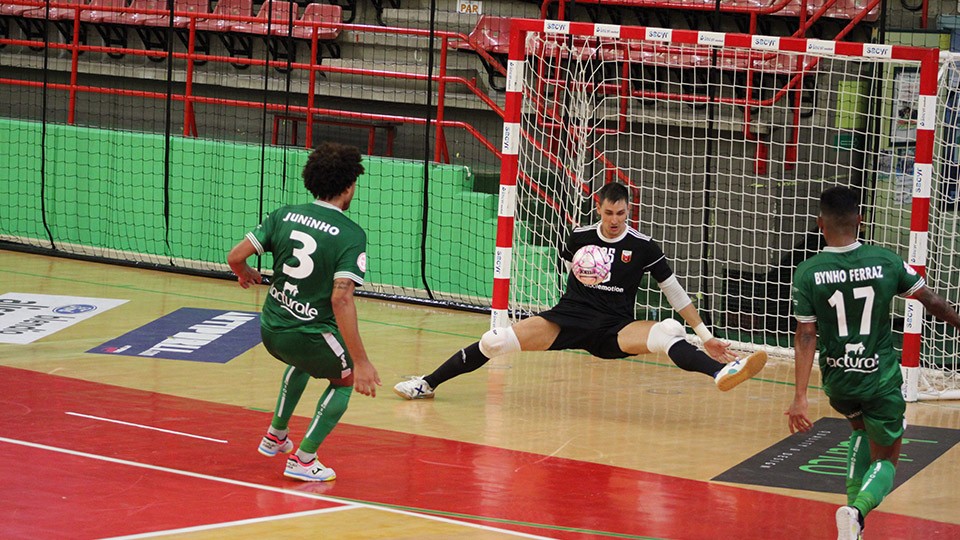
[792,242,924,399]
[246,200,367,333]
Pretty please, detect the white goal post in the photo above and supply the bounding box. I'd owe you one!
[491,19,960,401]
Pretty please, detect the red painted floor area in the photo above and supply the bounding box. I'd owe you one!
[0,442,343,539]
[1,365,958,539]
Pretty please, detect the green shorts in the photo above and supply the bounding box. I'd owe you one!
[829,385,906,447]
[261,326,353,380]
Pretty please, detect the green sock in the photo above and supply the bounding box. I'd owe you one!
[270,365,311,431]
[853,459,896,518]
[299,384,352,454]
[845,430,871,505]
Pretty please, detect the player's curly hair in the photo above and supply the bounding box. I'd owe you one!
[302,142,365,200]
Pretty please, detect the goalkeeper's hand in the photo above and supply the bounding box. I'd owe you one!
[703,337,736,362]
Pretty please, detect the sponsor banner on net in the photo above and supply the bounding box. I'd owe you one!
[88,308,261,364]
[0,293,128,345]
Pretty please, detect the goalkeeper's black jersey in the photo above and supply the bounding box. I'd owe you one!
[558,222,674,322]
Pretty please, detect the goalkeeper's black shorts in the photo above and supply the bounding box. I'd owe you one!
[538,301,633,359]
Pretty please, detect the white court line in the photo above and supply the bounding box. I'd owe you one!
[0,437,554,540]
[104,507,359,539]
[65,412,228,444]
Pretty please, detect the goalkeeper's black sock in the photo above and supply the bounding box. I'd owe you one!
[667,340,724,377]
[424,342,490,389]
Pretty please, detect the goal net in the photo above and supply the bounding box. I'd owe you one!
[493,20,957,400]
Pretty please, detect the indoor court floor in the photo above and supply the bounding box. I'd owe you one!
[1,249,959,539]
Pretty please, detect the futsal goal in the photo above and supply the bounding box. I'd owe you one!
[491,19,960,401]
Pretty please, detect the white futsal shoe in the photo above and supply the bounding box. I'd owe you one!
[257,432,294,457]
[714,350,768,392]
[393,376,435,400]
[835,506,863,540]
[284,455,336,482]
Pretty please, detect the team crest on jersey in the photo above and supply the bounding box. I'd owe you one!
[621,250,632,263]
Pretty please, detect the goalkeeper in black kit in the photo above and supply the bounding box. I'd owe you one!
[394,181,767,400]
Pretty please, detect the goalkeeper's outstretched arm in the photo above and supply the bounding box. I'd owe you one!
[658,274,735,362]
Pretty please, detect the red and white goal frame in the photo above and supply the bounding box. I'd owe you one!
[491,18,947,401]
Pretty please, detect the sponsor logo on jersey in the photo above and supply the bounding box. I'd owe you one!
[357,252,367,273]
[587,283,625,293]
[621,250,632,263]
[824,342,879,374]
[270,284,319,321]
[89,308,261,364]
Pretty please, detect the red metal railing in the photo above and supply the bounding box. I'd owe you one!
[0,0,883,179]
[0,0,505,163]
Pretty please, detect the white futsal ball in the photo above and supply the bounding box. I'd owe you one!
[571,245,611,285]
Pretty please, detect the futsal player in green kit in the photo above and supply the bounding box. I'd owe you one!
[228,142,380,482]
[786,186,960,539]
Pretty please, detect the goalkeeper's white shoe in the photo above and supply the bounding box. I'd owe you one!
[714,350,768,392]
[257,432,294,457]
[394,376,435,400]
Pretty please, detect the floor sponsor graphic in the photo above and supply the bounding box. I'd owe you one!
[0,293,128,344]
[714,417,960,493]
[88,308,261,363]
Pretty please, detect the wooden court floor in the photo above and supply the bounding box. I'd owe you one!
[1,249,959,539]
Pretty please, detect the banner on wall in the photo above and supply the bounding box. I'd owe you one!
[0,293,128,344]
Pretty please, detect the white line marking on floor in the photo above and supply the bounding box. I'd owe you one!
[65,412,228,443]
[0,436,554,539]
[104,506,359,539]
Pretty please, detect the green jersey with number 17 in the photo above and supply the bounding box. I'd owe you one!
[246,200,367,334]
[792,242,924,399]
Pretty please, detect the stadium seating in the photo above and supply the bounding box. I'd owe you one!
[291,2,341,61]
[26,3,92,45]
[193,1,340,69]
[193,0,250,32]
[231,0,296,36]
[2,0,46,45]
[122,0,209,28]
[78,0,129,55]
[22,0,92,25]
[213,0,293,67]
[451,15,509,90]
[121,0,209,57]
[0,0,42,16]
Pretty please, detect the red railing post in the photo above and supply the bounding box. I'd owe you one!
[183,17,197,137]
[433,36,449,163]
[306,27,319,149]
[68,5,81,125]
